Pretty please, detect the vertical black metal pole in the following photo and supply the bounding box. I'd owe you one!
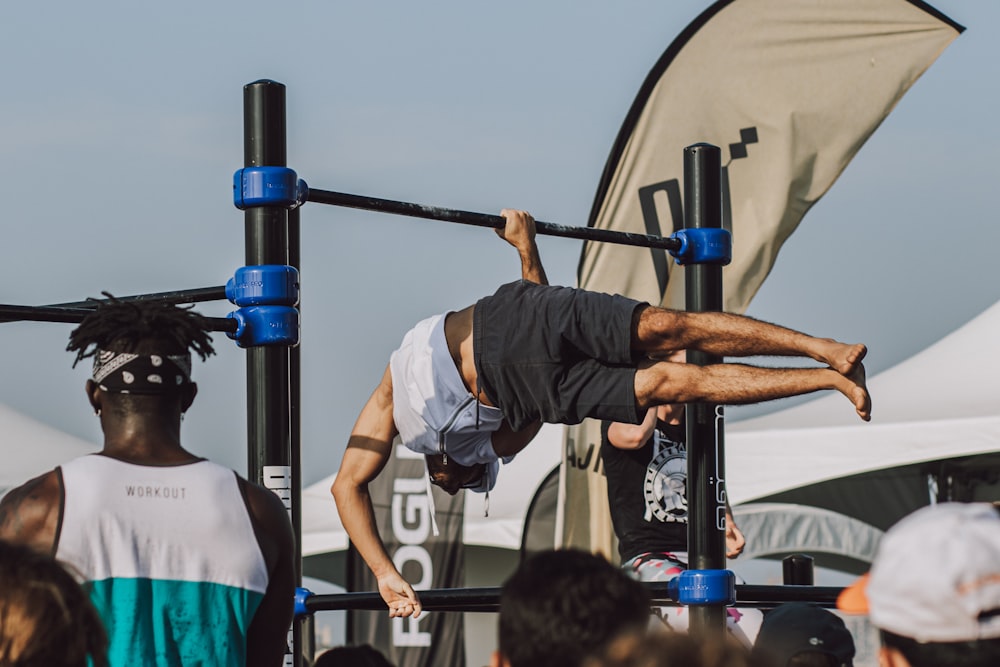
[783,554,815,585]
[243,79,296,664]
[288,205,308,665]
[243,79,291,479]
[683,143,727,636]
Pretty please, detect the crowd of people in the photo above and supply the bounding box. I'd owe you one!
[4,498,997,665]
[0,209,995,667]
[486,500,1000,667]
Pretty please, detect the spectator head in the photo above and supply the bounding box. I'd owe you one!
[751,602,854,667]
[67,294,215,421]
[0,539,108,667]
[583,629,751,667]
[837,502,1000,667]
[492,549,651,667]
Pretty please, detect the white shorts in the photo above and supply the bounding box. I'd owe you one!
[623,551,763,648]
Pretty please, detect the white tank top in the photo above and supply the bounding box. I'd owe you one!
[57,454,269,666]
[390,312,505,466]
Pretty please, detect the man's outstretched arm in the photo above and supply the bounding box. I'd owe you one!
[497,208,548,286]
[331,365,422,618]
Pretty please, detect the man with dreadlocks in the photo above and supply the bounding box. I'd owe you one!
[0,296,295,667]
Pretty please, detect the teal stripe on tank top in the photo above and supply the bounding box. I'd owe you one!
[87,577,264,667]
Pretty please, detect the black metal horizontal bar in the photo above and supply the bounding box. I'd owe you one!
[49,286,228,309]
[0,305,94,324]
[301,583,845,615]
[699,584,843,607]
[0,287,231,327]
[0,304,238,334]
[0,287,228,325]
[305,587,501,614]
[306,188,681,251]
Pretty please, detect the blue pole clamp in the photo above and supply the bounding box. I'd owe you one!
[666,569,736,606]
[226,265,300,307]
[227,305,300,348]
[233,167,310,210]
[294,587,314,619]
[669,228,732,266]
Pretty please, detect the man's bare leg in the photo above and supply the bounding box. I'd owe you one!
[634,360,872,421]
[632,306,866,375]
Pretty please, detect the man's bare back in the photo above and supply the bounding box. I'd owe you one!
[444,304,490,406]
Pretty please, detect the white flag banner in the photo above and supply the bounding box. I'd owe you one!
[560,0,962,556]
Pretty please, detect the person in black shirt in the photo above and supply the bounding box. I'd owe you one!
[601,352,761,645]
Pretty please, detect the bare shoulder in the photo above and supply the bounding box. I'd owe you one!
[0,469,62,553]
[348,363,398,447]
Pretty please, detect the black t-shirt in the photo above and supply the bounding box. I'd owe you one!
[601,418,688,562]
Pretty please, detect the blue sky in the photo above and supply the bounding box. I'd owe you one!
[0,1,996,486]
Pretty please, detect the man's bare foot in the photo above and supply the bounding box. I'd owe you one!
[818,339,867,375]
[844,363,871,421]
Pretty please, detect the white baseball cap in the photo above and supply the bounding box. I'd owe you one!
[837,502,1000,643]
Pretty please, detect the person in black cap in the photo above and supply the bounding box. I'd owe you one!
[751,602,855,667]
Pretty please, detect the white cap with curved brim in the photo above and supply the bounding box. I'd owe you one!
[837,502,1000,643]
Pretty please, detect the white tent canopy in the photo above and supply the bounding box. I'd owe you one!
[726,298,1000,504]
[733,502,883,562]
[0,403,97,497]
